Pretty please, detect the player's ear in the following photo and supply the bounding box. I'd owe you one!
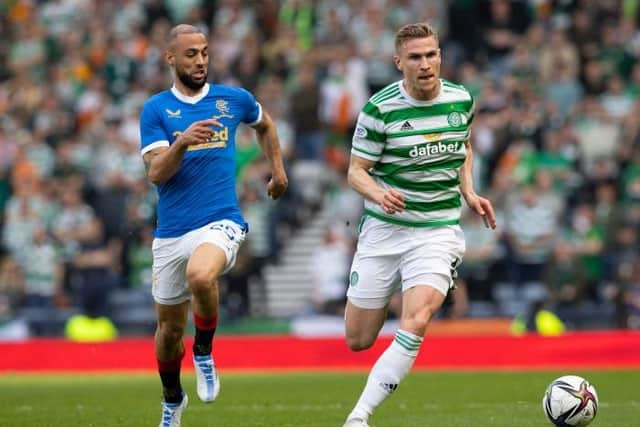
[165,50,175,67]
[393,55,402,71]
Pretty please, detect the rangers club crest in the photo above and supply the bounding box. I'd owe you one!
[213,99,234,119]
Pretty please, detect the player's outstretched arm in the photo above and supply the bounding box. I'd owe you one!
[460,140,496,229]
[251,111,288,199]
[347,154,404,214]
[143,118,222,185]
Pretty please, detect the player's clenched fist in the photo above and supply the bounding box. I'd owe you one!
[178,118,223,146]
[267,171,288,200]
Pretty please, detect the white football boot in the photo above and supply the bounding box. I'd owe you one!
[159,392,188,427]
[193,354,220,402]
[342,418,371,427]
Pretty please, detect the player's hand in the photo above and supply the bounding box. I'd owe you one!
[178,118,223,146]
[380,188,404,214]
[267,171,288,200]
[464,192,496,229]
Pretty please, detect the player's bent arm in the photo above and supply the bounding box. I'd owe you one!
[460,140,497,229]
[347,154,405,215]
[459,140,477,200]
[143,144,187,185]
[347,154,385,204]
[252,111,286,176]
[142,118,221,185]
[251,110,288,198]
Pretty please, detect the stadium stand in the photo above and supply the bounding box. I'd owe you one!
[0,0,639,338]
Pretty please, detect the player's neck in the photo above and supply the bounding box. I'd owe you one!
[173,81,207,97]
[402,79,440,102]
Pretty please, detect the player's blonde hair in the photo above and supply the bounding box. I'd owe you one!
[394,23,438,52]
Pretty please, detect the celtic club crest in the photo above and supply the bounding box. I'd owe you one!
[350,271,359,287]
[447,111,463,127]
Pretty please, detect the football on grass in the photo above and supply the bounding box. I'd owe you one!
[542,375,598,426]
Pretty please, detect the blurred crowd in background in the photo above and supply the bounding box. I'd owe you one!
[1,0,640,338]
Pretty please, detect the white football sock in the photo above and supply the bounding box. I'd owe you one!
[348,329,423,421]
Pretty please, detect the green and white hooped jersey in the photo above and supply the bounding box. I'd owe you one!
[352,79,474,227]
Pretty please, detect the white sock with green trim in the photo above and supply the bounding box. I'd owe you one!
[347,329,423,421]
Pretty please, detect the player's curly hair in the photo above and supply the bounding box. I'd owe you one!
[394,23,438,52]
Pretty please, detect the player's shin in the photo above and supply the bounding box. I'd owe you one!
[193,312,217,355]
[158,349,185,403]
[348,329,423,421]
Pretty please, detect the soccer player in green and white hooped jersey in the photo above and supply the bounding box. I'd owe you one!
[342,23,497,427]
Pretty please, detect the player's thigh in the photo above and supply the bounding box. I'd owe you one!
[186,220,247,284]
[346,253,399,318]
[346,235,401,347]
[186,243,227,287]
[398,225,465,334]
[346,219,402,305]
[152,236,191,305]
[400,225,465,297]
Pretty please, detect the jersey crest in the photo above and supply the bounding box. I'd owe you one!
[213,99,234,119]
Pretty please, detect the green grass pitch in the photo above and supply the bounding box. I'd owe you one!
[0,370,638,426]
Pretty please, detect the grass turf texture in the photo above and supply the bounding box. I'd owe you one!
[1,371,637,426]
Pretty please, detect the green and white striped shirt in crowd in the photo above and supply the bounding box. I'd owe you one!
[351,79,474,227]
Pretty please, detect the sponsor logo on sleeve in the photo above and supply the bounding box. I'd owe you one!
[355,126,367,138]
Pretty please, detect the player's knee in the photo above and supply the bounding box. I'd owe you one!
[157,321,184,345]
[187,269,217,294]
[402,306,436,335]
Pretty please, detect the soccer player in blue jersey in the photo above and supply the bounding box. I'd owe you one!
[139,24,288,426]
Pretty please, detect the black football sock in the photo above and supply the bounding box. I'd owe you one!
[158,352,184,403]
[193,313,217,356]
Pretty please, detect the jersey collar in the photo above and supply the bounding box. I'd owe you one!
[171,83,210,104]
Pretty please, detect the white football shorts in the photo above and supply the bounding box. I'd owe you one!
[347,216,465,309]
[151,219,246,305]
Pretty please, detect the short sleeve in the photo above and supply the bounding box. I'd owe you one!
[238,88,262,126]
[351,102,386,162]
[139,101,170,156]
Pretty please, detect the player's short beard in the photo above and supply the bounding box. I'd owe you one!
[176,67,207,91]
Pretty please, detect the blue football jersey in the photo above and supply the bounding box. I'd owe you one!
[139,83,261,237]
